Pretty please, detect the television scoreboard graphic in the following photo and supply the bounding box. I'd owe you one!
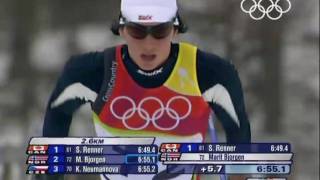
[26,137,158,174]
[26,137,293,178]
[159,143,293,175]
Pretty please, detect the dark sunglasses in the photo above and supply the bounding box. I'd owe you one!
[120,19,178,39]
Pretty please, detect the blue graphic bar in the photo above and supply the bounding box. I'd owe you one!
[179,143,291,153]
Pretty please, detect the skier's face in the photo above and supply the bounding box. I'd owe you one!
[120,22,178,71]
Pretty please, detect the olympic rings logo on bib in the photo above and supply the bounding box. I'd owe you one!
[240,0,291,20]
[110,96,192,131]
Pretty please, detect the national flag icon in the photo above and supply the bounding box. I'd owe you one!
[27,155,49,164]
[27,145,49,154]
[160,153,181,161]
[163,143,180,149]
[27,165,48,174]
[165,153,181,158]
[28,145,48,151]
[160,143,181,152]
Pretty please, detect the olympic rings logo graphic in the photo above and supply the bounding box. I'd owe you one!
[110,96,192,131]
[240,0,291,20]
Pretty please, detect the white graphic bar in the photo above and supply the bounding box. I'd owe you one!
[247,178,286,180]
[29,137,155,145]
[163,161,292,165]
[177,153,293,161]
